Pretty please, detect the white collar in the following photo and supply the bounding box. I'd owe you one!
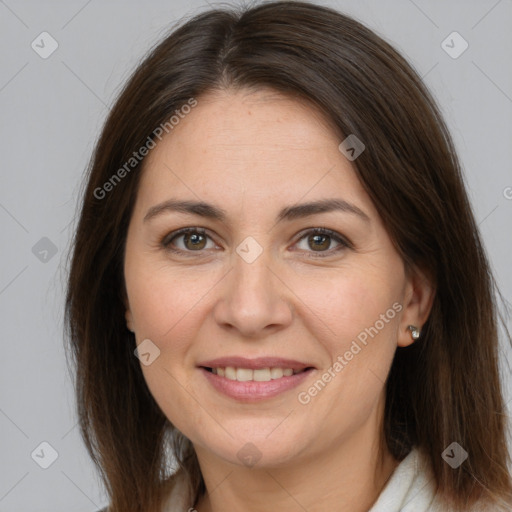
[368,446,440,511]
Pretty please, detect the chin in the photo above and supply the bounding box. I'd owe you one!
[193,422,312,469]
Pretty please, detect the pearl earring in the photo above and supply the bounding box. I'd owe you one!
[407,325,421,340]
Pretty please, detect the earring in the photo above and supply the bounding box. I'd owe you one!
[407,325,421,340]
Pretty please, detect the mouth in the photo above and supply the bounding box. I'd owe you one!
[197,357,316,402]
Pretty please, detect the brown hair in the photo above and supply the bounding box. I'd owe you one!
[64,1,512,510]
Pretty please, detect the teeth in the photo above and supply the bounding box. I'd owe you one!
[270,367,284,379]
[253,368,271,381]
[225,366,237,380]
[236,368,253,381]
[210,366,302,381]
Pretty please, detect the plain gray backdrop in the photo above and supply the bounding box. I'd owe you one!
[1,0,511,510]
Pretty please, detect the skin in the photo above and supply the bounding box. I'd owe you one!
[123,87,435,512]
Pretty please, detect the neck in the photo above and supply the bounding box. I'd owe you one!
[193,400,399,512]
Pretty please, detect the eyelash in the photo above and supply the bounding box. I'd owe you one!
[160,227,352,258]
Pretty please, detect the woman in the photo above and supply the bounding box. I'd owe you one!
[65,1,512,511]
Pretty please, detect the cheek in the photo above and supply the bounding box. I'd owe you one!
[125,264,215,420]
[290,265,402,406]
[127,260,219,344]
[128,267,212,434]
[291,265,402,346]
[291,272,401,428]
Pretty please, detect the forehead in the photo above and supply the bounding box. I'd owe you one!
[134,87,376,222]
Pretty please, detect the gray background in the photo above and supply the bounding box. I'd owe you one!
[1,0,511,510]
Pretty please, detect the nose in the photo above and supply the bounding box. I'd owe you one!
[212,247,294,338]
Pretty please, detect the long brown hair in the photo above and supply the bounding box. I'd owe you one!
[64,1,512,510]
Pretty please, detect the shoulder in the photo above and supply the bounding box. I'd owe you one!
[370,447,506,512]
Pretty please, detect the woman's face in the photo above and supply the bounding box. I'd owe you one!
[124,88,430,469]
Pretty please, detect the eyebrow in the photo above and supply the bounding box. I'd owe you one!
[143,198,371,224]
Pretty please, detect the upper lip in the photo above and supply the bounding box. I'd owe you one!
[198,357,314,371]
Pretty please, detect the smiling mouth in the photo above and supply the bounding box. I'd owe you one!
[202,366,313,382]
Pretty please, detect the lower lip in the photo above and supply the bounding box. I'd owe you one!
[200,367,315,402]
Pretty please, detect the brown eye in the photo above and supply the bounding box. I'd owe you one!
[162,227,216,255]
[182,231,207,250]
[307,233,331,251]
[294,228,351,257]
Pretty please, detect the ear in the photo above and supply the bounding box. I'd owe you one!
[121,286,135,333]
[397,263,435,348]
[125,308,135,333]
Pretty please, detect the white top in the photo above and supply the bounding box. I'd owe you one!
[368,447,443,511]
[163,447,449,511]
